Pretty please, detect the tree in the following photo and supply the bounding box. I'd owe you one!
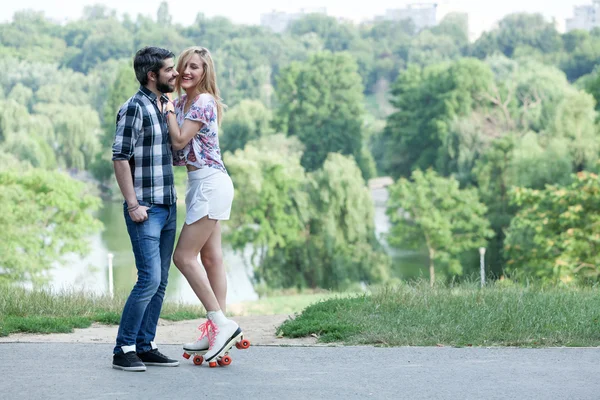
[35,103,101,170]
[471,13,562,59]
[156,1,172,25]
[504,171,600,283]
[91,61,139,184]
[0,169,102,284]
[69,19,134,73]
[407,30,462,67]
[275,51,370,177]
[360,19,414,93]
[0,10,67,63]
[302,153,390,288]
[547,90,598,171]
[132,14,191,53]
[387,169,493,286]
[380,58,493,178]
[579,67,600,110]
[224,137,388,290]
[220,99,274,153]
[224,134,311,282]
[560,35,600,81]
[473,136,516,276]
[431,13,469,48]
[288,14,358,52]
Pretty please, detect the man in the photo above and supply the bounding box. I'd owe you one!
[111,47,179,372]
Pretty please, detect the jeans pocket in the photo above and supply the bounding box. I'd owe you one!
[138,200,153,211]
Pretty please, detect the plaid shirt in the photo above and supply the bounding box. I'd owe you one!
[112,86,176,205]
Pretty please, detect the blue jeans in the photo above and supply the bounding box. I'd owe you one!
[114,200,177,354]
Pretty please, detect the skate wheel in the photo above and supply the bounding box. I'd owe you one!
[182,352,191,359]
[239,339,250,349]
[193,355,204,365]
[220,355,232,366]
[209,361,218,368]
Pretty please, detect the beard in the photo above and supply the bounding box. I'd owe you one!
[156,73,175,93]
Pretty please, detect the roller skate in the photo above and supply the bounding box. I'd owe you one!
[182,328,210,366]
[182,313,250,367]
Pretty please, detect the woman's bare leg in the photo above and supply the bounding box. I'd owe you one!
[173,216,220,312]
[200,222,228,312]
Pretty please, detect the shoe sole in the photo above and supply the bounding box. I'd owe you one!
[183,346,208,353]
[142,361,180,367]
[112,364,146,372]
[204,327,243,363]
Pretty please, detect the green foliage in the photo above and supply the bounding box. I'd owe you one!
[471,13,562,59]
[67,19,134,73]
[220,99,274,153]
[0,169,102,284]
[380,58,493,177]
[505,171,600,283]
[275,51,370,177]
[303,154,390,288]
[35,103,101,170]
[431,13,469,48]
[225,138,389,290]
[387,169,493,284]
[225,134,311,266]
[288,14,358,52]
[90,61,139,183]
[560,34,600,81]
[1,5,600,288]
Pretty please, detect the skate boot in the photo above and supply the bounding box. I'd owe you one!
[182,321,211,365]
[203,311,250,368]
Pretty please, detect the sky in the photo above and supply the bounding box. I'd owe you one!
[0,0,585,38]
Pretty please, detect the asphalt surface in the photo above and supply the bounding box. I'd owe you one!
[1,343,599,399]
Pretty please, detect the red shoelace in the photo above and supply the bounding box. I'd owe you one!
[197,320,219,349]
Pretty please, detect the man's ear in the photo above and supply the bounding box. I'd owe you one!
[147,71,157,83]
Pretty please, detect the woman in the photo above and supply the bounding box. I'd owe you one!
[165,46,245,367]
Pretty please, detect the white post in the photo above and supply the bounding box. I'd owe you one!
[108,253,114,298]
[479,247,486,288]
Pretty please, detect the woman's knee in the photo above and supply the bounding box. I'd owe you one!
[173,250,197,272]
[201,251,222,270]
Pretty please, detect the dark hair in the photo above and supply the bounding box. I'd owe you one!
[133,47,175,85]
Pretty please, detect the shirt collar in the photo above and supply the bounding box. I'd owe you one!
[138,86,169,106]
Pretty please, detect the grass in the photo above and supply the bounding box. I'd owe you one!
[0,285,205,337]
[7,281,600,347]
[278,281,600,347]
[0,284,350,337]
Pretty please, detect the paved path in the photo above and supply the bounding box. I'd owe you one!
[1,343,599,399]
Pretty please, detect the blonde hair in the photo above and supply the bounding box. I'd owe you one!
[175,46,225,125]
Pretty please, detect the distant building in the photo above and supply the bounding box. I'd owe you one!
[260,7,327,33]
[376,3,438,31]
[566,0,600,31]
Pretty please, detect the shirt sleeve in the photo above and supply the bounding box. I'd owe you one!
[185,94,217,127]
[112,102,142,161]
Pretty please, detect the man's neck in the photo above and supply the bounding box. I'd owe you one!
[144,84,164,101]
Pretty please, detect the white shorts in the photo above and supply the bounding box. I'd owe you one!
[185,168,234,225]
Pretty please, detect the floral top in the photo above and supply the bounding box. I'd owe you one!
[172,93,227,173]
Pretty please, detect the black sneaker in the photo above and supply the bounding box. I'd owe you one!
[112,351,146,372]
[137,348,180,367]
